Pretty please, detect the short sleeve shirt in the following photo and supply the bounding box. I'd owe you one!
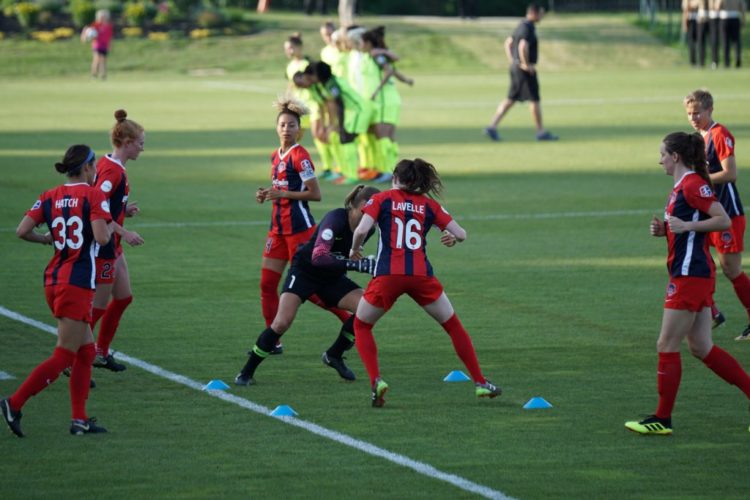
[511,20,538,64]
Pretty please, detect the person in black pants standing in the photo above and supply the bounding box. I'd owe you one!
[719,0,746,67]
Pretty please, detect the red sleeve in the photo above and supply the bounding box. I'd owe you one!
[362,193,383,220]
[89,189,112,222]
[713,126,735,162]
[25,192,47,225]
[684,177,717,214]
[430,199,454,231]
[94,164,119,198]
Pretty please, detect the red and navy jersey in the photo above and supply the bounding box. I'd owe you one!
[704,122,743,217]
[94,154,129,259]
[363,189,453,277]
[664,172,717,278]
[26,183,112,289]
[268,144,317,235]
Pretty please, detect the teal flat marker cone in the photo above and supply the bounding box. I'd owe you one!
[523,397,553,409]
[203,379,231,391]
[270,405,298,417]
[443,370,471,382]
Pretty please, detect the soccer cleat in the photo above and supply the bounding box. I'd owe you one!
[475,380,501,399]
[735,325,750,341]
[70,417,107,435]
[712,311,726,329]
[371,377,389,407]
[536,131,559,141]
[1,398,24,438]
[269,342,284,355]
[624,415,673,436]
[234,373,256,386]
[93,354,127,372]
[483,127,500,142]
[321,352,355,381]
[61,368,96,388]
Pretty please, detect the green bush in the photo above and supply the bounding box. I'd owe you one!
[124,1,147,26]
[37,0,65,14]
[15,2,41,29]
[94,0,123,16]
[69,0,96,27]
[195,8,224,28]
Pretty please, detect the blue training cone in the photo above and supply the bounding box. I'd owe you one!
[270,405,298,417]
[203,379,230,391]
[523,397,553,410]
[443,370,471,382]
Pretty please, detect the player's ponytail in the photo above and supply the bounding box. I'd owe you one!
[111,109,144,148]
[287,32,303,47]
[663,131,712,189]
[393,158,443,197]
[345,185,380,210]
[55,144,95,177]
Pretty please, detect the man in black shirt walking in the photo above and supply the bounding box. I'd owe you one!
[484,3,558,141]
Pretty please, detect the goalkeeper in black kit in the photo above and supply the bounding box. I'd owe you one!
[235,185,380,386]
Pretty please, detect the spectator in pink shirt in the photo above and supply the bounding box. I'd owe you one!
[81,10,114,80]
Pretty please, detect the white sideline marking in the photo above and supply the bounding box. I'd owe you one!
[0,208,653,232]
[0,305,513,500]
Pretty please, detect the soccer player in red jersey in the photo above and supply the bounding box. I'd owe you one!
[257,96,351,355]
[349,158,500,407]
[625,132,750,436]
[235,185,380,386]
[2,145,112,437]
[684,90,750,340]
[90,109,145,372]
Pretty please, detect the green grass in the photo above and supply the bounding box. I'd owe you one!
[2,12,750,500]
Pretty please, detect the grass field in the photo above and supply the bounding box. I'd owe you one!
[1,12,750,500]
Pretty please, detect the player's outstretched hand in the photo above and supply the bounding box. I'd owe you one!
[124,230,144,246]
[256,187,269,204]
[441,230,458,247]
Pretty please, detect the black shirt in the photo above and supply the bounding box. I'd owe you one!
[511,20,538,64]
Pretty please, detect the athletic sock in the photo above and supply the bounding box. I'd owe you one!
[702,345,750,398]
[308,294,351,323]
[90,307,106,331]
[353,316,380,385]
[240,327,282,378]
[731,272,750,322]
[441,314,485,384]
[326,315,355,359]
[95,295,133,356]
[70,343,95,421]
[313,137,333,172]
[341,142,359,180]
[9,347,76,411]
[655,351,682,419]
[260,268,282,328]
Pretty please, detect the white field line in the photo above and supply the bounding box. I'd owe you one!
[0,305,514,500]
[0,208,654,232]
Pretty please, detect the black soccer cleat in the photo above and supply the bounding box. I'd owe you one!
[736,325,750,341]
[1,398,24,438]
[70,417,107,435]
[712,311,726,329]
[93,354,127,372]
[234,373,256,386]
[321,352,355,381]
[269,342,284,355]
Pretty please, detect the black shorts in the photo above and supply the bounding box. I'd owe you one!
[281,266,360,308]
[507,64,540,102]
[95,48,109,56]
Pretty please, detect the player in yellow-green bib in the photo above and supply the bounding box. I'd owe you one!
[284,33,337,179]
[295,61,373,185]
[362,26,414,183]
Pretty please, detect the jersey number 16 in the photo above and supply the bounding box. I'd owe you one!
[394,218,422,250]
